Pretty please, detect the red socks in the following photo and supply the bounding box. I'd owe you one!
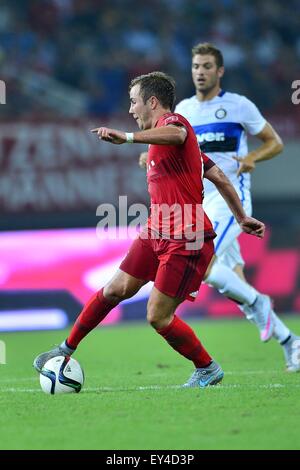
[67,288,115,349]
[67,290,211,370]
[157,315,212,368]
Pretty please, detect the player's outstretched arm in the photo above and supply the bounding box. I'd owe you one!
[204,165,265,238]
[91,127,127,144]
[91,125,187,146]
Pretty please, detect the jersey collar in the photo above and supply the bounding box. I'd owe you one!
[194,90,226,104]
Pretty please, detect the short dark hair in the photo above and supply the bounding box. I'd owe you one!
[129,71,176,109]
[192,42,224,68]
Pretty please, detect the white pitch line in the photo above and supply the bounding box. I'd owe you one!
[0,383,300,394]
[0,377,37,383]
[0,370,297,393]
[0,369,283,384]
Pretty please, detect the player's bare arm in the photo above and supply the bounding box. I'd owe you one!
[234,122,283,176]
[91,125,187,146]
[204,165,265,238]
[91,127,127,144]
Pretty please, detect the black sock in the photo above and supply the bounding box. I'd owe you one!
[249,295,258,308]
[280,334,291,346]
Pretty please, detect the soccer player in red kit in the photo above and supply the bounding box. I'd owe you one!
[34,72,265,388]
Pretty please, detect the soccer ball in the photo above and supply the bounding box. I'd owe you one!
[39,356,84,394]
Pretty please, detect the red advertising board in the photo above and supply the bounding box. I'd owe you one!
[0,119,147,213]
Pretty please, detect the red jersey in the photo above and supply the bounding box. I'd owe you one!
[146,112,215,248]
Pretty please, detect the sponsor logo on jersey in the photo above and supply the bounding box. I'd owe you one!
[197,132,225,143]
[147,160,155,172]
[193,122,243,153]
[189,290,199,298]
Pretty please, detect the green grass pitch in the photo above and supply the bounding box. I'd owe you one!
[1,317,300,450]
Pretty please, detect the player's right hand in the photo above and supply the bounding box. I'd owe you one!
[233,155,256,176]
[139,152,148,169]
[91,127,126,145]
[239,216,265,238]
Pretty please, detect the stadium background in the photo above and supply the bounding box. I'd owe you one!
[0,0,300,332]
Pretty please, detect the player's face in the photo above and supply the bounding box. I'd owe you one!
[129,84,152,130]
[192,54,224,94]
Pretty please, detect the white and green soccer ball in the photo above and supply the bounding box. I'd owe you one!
[39,356,84,394]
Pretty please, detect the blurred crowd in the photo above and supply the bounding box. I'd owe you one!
[1,0,300,118]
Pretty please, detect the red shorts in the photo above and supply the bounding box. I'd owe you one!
[119,235,214,301]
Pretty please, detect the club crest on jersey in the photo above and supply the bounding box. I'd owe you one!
[215,107,227,119]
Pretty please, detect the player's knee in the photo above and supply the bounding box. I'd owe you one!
[146,299,163,328]
[147,306,159,328]
[147,301,170,330]
[104,282,135,304]
[205,263,227,290]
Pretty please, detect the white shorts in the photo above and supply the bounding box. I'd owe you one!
[203,188,252,269]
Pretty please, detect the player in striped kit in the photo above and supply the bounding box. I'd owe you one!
[175,43,300,372]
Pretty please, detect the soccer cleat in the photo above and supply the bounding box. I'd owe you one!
[33,343,73,373]
[239,294,275,342]
[283,336,300,372]
[182,360,224,388]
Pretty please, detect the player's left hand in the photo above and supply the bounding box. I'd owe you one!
[233,155,256,176]
[139,152,148,169]
[91,127,126,145]
[239,216,265,238]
